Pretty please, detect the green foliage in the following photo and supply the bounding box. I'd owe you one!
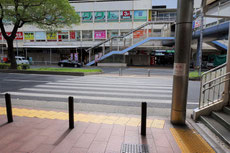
[189,71,203,78]
[0,63,30,69]
[0,0,80,30]
[28,67,102,73]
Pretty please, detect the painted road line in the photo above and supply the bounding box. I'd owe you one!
[35,85,173,93]
[2,92,174,104]
[20,88,172,98]
[3,79,50,83]
[0,107,165,128]
[47,82,172,90]
[170,128,215,153]
[59,80,173,87]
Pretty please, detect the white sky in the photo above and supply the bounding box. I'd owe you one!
[152,0,177,8]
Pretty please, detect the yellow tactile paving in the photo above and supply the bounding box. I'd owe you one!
[0,107,165,128]
[151,119,165,128]
[170,128,215,153]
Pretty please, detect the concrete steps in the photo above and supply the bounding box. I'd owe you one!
[200,106,230,146]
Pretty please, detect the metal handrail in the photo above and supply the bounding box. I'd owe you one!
[202,72,230,87]
[201,63,226,77]
[85,21,175,52]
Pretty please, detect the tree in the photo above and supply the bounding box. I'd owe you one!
[0,0,80,69]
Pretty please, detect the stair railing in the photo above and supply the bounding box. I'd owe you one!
[86,21,175,65]
[199,63,229,108]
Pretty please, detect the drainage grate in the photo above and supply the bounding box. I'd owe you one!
[120,144,149,153]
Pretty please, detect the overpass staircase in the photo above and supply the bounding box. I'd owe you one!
[85,21,175,66]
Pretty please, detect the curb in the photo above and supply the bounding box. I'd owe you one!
[0,69,103,76]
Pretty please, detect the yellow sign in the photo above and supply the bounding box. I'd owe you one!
[24,32,34,40]
[46,32,57,40]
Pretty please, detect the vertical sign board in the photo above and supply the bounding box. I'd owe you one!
[94,30,106,39]
[107,11,119,22]
[0,33,2,40]
[70,31,76,40]
[95,12,106,22]
[120,11,132,22]
[74,53,78,62]
[134,10,147,21]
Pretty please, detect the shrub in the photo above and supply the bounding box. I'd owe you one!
[0,63,30,70]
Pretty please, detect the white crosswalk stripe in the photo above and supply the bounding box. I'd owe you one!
[3,76,198,107]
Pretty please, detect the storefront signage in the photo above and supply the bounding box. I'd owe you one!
[95,12,106,22]
[120,11,132,21]
[0,33,2,40]
[107,11,119,22]
[24,32,34,40]
[134,10,147,21]
[70,31,76,40]
[46,32,57,41]
[94,30,106,39]
[6,32,23,40]
[82,12,93,22]
[35,31,46,40]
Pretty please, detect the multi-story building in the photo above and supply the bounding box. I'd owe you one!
[0,0,178,66]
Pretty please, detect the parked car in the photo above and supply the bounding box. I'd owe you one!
[15,56,29,65]
[58,60,82,68]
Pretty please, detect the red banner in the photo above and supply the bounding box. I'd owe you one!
[70,31,76,40]
[6,32,23,40]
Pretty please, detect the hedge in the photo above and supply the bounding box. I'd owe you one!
[0,63,30,70]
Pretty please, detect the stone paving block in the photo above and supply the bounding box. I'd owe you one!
[84,123,101,134]
[32,144,54,153]
[69,147,88,153]
[74,133,96,148]
[87,141,107,153]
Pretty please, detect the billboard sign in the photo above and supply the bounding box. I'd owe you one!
[94,30,106,39]
[107,11,119,22]
[24,32,34,40]
[120,11,132,21]
[82,12,93,22]
[134,10,147,21]
[95,12,106,22]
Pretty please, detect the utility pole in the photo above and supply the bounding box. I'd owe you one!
[171,0,194,125]
[198,8,204,76]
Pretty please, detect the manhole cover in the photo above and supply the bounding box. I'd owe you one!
[120,144,149,153]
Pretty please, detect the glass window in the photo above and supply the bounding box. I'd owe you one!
[107,30,119,38]
[134,10,147,22]
[58,31,69,42]
[82,30,93,41]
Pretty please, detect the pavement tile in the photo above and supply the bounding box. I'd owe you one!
[32,144,54,153]
[51,139,75,153]
[124,136,139,144]
[156,146,174,153]
[153,132,171,148]
[0,142,23,153]
[17,135,47,152]
[94,125,113,142]
[110,124,125,137]
[74,133,96,148]
[87,141,107,153]
[84,123,101,134]
[69,147,88,153]
[106,136,123,152]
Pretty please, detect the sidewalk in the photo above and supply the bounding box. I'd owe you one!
[0,106,215,153]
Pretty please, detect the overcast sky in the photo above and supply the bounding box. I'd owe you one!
[152,0,177,8]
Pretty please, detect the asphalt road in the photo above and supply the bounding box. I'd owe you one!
[0,67,200,116]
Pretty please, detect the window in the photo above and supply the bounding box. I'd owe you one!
[82,30,93,41]
[58,31,69,42]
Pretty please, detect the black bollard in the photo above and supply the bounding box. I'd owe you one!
[5,93,13,123]
[68,96,74,129]
[141,102,147,136]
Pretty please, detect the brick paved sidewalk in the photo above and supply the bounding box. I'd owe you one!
[0,107,214,153]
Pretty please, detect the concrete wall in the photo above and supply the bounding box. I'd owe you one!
[126,55,150,66]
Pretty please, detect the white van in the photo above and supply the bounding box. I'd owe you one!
[15,56,29,65]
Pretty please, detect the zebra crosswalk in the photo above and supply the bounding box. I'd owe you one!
[2,76,198,108]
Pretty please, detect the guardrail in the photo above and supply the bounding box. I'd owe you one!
[199,63,227,108]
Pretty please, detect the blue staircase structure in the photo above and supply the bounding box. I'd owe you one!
[86,37,174,66]
[210,40,228,51]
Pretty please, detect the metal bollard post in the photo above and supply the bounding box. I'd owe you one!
[148,69,150,77]
[5,93,13,123]
[68,96,74,129]
[119,68,122,76]
[141,102,147,136]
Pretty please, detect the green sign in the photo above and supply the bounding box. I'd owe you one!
[134,10,147,21]
[95,12,106,22]
[82,12,93,22]
[107,11,119,22]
